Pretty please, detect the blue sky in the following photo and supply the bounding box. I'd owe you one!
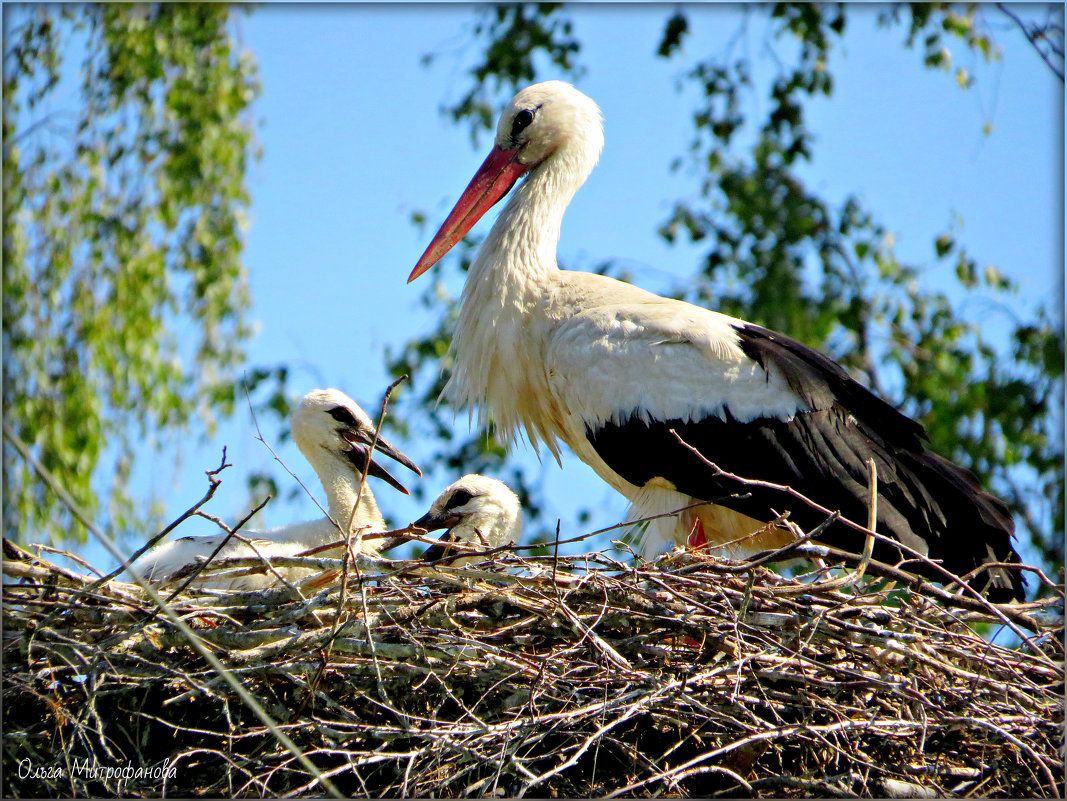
[21,5,1062,571]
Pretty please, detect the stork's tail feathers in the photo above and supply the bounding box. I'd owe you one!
[913,451,1026,602]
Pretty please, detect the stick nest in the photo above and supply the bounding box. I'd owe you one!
[3,538,1063,798]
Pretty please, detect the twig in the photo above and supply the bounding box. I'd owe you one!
[326,377,410,726]
[996,3,1064,81]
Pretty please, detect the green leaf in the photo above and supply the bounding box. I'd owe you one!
[657,12,688,58]
[4,5,264,546]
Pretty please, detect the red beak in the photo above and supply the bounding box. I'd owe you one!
[408,145,529,283]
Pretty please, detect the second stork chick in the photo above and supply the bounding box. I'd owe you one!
[415,475,522,565]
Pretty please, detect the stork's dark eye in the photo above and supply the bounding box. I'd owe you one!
[327,405,359,428]
[444,489,474,511]
[510,108,535,140]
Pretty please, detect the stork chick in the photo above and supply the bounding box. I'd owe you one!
[414,475,522,565]
[133,389,420,590]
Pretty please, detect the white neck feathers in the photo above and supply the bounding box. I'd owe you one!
[306,447,385,546]
[443,138,599,452]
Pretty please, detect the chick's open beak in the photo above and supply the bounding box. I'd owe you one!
[343,430,421,495]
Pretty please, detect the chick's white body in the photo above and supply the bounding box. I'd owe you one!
[133,389,419,590]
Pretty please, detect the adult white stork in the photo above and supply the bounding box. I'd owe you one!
[133,389,421,590]
[414,475,522,564]
[407,80,1025,601]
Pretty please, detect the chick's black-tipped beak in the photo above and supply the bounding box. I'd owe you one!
[413,510,463,561]
[343,431,421,495]
[370,433,422,478]
[412,510,461,534]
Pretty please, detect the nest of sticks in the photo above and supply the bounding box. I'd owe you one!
[3,530,1064,799]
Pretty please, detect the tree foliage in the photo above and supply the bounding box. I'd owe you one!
[3,5,263,544]
[388,3,1063,574]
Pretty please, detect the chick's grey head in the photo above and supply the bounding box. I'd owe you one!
[415,474,522,561]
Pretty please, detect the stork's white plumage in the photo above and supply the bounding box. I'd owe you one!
[133,389,421,590]
[408,80,1025,601]
[415,475,522,565]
